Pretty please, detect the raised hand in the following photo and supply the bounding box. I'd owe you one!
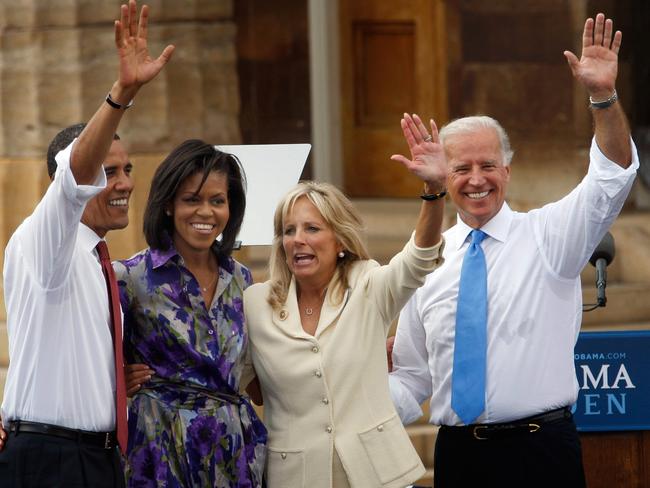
[391,113,448,192]
[563,13,620,99]
[114,0,175,93]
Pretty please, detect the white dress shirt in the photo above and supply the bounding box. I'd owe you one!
[1,140,117,432]
[390,138,638,426]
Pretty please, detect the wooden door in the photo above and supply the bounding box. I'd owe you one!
[339,0,450,197]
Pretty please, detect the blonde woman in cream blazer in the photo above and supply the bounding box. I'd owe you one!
[243,113,447,487]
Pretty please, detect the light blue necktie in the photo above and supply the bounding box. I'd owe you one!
[451,229,488,425]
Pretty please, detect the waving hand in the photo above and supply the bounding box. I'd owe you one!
[564,13,620,99]
[114,0,175,92]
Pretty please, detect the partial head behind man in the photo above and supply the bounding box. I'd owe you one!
[143,139,247,260]
[441,115,513,229]
[47,123,132,237]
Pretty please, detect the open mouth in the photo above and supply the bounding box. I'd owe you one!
[293,253,315,265]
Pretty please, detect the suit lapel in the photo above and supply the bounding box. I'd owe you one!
[271,278,310,339]
[314,286,351,338]
[271,275,352,339]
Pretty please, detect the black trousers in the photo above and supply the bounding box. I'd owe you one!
[433,414,586,488]
[0,430,125,488]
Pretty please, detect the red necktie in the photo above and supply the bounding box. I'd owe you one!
[95,240,128,455]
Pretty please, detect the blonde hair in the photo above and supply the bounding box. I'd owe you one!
[268,181,370,310]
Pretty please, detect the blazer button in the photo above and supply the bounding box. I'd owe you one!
[322,397,329,404]
[326,426,333,433]
[281,452,287,460]
[314,370,322,378]
[377,424,384,432]
[279,310,287,320]
[311,345,319,353]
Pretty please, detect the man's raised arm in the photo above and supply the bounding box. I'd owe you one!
[564,12,631,168]
[71,0,174,184]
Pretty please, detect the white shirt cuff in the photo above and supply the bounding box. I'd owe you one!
[388,374,424,425]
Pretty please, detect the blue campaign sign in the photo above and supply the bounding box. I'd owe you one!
[572,330,650,431]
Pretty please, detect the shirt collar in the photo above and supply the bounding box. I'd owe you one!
[149,236,237,276]
[452,202,513,250]
[150,244,179,269]
[79,223,103,254]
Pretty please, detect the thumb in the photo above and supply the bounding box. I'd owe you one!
[563,50,579,72]
[391,154,410,167]
[157,44,176,65]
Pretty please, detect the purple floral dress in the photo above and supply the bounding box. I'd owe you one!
[115,244,267,488]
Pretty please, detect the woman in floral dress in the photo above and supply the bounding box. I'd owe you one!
[114,139,266,487]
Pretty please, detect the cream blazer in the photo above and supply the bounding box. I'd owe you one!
[244,234,444,488]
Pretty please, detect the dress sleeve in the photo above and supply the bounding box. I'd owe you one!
[366,233,444,329]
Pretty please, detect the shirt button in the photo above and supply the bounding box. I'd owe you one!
[314,370,322,378]
[377,424,384,432]
[311,346,319,353]
[281,452,287,460]
[208,329,214,335]
[279,310,287,320]
[322,397,329,404]
[326,426,332,433]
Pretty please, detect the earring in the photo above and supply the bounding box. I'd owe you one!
[338,251,345,258]
[165,210,172,216]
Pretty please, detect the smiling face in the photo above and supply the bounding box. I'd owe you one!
[170,170,230,257]
[81,139,133,237]
[282,196,343,290]
[445,127,511,229]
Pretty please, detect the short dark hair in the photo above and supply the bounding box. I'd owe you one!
[46,123,121,178]
[143,139,247,261]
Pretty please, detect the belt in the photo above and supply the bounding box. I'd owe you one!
[441,407,573,441]
[8,420,117,450]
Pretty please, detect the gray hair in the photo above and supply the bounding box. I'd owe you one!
[439,115,514,166]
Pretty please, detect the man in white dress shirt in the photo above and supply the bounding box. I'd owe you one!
[389,13,638,487]
[0,1,173,486]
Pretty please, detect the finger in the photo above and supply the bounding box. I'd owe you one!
[126,363,153,372]
[582,17,594,49]
[118,4,129,46]
[126,384,142,397]
[603,18,613,49]
[114,20,122,49]
[593,13,605,46]
[611,30,622,55]
[412,114,430,141]
[429,118,440,143]
[128,373,151,386]
[399,116,418,147]
[128,0,137,39]
[137,3,148,41]
[403,113,424,145]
